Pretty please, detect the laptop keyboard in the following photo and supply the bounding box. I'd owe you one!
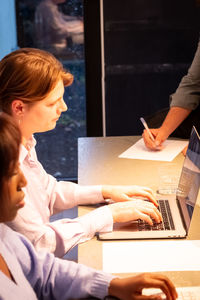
[143,287,200,299]
[138,199,175,231]
[178,290,198,300]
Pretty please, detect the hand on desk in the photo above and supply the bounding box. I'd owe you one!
[108,273,178,300]
[109,200,162,225]
[102,185,158,207]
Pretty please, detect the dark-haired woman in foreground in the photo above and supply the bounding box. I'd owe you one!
[0,112,177,299]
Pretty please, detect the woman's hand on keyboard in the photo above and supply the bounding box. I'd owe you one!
[102,185,158,207]
[108,273,178,300]
[109,199,162,225]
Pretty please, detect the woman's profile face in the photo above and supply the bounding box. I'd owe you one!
[20,79,68,138]
[2,164,27,222]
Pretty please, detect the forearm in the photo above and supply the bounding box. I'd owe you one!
[108,277,123,299]
[36,211,112,257]
[14,229,114,299]
[73,184,105,205]
[52,182,105,213]
[160,106,191,137]
[102,185,115,199]
[9,203,113,257]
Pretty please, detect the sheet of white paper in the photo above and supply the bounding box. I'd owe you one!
[119,138,188,161]
[103,240,200,273]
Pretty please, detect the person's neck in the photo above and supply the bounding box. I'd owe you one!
[19,125,33,147]
[0,254,16,283]
[22,136,32,150]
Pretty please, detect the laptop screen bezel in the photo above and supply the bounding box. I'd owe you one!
[176,126,200,232]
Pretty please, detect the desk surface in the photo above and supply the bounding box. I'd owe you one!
[78,136,200,286]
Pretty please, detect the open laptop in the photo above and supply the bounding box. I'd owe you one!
[98,126,200,240]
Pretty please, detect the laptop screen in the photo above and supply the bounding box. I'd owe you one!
[177,126,200,230]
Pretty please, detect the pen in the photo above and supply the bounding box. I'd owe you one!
[140,117,155,142]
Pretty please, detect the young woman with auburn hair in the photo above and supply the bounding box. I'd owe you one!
[0,48,162,257]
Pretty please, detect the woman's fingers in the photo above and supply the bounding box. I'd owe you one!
[109,200,162,224]
[141,274,178,300]
[128,190,158,206]
[136,206,162,224]
[108,273,177,300]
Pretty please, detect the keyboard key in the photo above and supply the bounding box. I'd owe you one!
[137,199,175,231]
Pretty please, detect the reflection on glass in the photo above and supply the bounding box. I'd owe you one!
[35,0,84,56]
[35,60,86,179]
[17,0,86,180]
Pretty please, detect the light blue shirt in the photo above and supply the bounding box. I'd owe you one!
[0,224,113,299]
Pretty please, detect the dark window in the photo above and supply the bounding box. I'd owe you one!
[16,0,86,181]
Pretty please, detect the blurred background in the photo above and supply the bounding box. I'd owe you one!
[1,0,200,182]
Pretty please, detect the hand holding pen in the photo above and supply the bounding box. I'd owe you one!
[140,118,155,142]
[140,117,163,151]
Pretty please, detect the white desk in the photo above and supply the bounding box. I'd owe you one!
[78,136,200,286]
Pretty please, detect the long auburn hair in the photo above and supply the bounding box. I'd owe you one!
[0,113,21,212]
[0,48,73,114]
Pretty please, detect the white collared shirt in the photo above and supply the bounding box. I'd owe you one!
[7,136,113,257]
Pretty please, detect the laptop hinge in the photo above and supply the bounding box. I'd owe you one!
[176,198,188,232]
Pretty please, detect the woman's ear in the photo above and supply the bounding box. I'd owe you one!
[11,100,25,117]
